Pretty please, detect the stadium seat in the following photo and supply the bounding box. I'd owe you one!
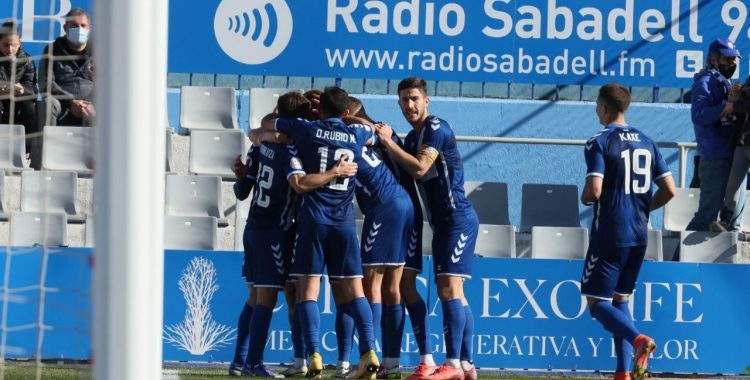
[188,129,245,180]
[85,214,94,247]
[165,175,228,226]
[0,170,7,221]
[0,124,27,172]
[663,188,700,235]
[679,231,737,263]
[474,224,516,258]
[166,127,174,173]
[464,181,511,226]
[521,184,579,232]
[422,222,433,256]
[164,215,218,250]
[179,86,237,132]
[644,229,663,261]
[21,171,84,223]
[42,126,94,175]
[249,88,303,130]
[10,212,68,247]
[530,226,588,259]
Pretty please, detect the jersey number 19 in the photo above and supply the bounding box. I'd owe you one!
[620,149,651,194]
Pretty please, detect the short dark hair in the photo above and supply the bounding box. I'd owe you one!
[347,96,363,116]
[598,83,631,114]
[0,21,19,40]
[397,77,428,96]
[277,91,310,119]
[319,86,350,119]
[303,89,323,102]
[66,8,90,23]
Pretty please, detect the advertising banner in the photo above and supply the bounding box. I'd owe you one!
[169,0,750,87]
[2,247,748,373]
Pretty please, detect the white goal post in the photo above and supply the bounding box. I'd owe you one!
[92,0,168,379]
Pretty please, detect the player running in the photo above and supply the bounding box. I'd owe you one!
[580,83,675,380]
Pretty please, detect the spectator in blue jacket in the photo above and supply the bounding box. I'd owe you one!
[686,38,743,232]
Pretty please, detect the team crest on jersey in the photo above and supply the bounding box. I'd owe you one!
[290,157,303,170]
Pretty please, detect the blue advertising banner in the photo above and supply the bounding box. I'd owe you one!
[0,0,90,59]
[169,0,750,87]
[3,247,749,374]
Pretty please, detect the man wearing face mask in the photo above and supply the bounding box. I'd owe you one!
[32,7,94,170]
[685,38,743,232]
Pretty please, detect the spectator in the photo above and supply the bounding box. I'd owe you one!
[33,8,94,170]
[714,76,750,232]
[0,21,37,161]
[685,38,743,232]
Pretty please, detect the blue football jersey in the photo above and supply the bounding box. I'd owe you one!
[355,146,408,215]
[274,117,375,226]
[234,146,261,201]
[248,143,305,230]
[585,124,671,247]
[403,115,474,225]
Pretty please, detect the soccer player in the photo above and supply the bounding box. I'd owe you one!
[335,97,414,379]
[233,92,358,377]
[260,87,380,379]
[376,77,478,380]
[580,83,676,380]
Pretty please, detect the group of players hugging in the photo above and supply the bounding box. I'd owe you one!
[227,77,673,380]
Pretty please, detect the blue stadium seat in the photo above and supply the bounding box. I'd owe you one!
[464,181,511,226]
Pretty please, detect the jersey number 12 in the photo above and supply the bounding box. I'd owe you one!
[620,149,651,194]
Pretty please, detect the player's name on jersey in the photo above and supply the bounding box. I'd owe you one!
[260,144,276,159]
[316,129,356,143]
[619,132,640,142]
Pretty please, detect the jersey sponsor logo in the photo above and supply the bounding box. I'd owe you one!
[290,157,303,170]
[419,145,439,162]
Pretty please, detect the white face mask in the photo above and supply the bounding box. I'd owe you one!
[66,28,89,46]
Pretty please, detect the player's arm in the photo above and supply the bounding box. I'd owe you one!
[376,124,434,179]
[248,128,292,146]
[233,153,257,201]
[580,176,603,205]
[650,175,676,211]
[288,155,358,194]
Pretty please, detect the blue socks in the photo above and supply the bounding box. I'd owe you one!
[460,305,474,362]
[298,301,321,356]
[384,304,405,359]
[370,303,382,348]
[336,303,354,362]
[589,300,640,345]
[442,299,465,360]
[613,300,634,373]
[246,304,273,367]
[292,307,306,359]
[406,301,431,355]
[232,303,253,365]
[349,297,375,354]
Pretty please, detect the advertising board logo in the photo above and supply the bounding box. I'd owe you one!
[675,50,703,78]
[214,0,293,65]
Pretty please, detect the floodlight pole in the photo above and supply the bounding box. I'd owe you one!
[93,0,168,378]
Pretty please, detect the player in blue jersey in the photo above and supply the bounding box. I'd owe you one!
[326,98,414,379]
[376,77,478,380]
[580,83,676,380]
[232,92,359,377]
[260,87,380,379]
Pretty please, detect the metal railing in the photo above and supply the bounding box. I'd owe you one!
[400,134,697,188]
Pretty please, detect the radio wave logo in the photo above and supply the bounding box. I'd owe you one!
[214,0,293,65]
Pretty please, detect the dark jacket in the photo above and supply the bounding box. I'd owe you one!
[691,68,736,160]
[38,36,94,103]
[731,79,750,146]
[0,48,37,97]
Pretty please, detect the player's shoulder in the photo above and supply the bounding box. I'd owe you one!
[585,127,610,146]
[425,115,452,132]
[347,122,374,135]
